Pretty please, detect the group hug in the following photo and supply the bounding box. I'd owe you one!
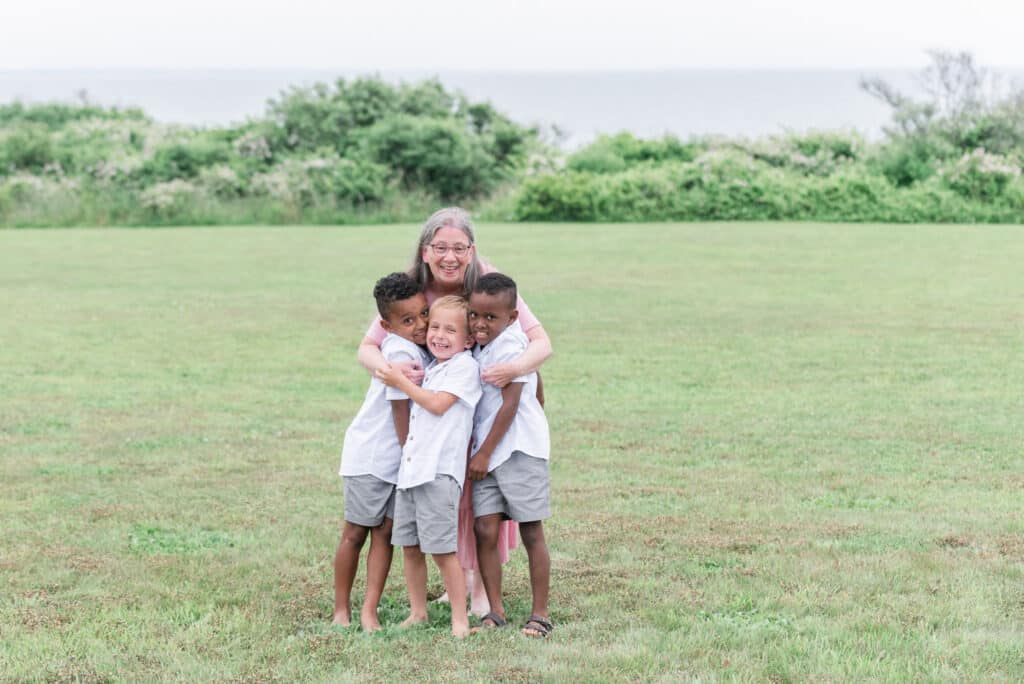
[331,208,554,638]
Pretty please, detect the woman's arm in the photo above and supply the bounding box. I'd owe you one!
[480,325,552,388]
[357,337,388,375]
[358,337,425,385]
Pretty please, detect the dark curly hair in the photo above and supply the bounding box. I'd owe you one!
[374,272,424,318]
[472,272,517,310]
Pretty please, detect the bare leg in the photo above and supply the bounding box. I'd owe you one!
[359,517,394,632]
[332,522,369,626]
[519,521,551,635]
[400,545,430,627]
[474,514,504,621]
[433,552,469,637]
[468,568,490,617]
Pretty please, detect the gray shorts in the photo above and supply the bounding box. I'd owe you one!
[392,475,461,554]
[472,451,551,523]
[343,475,396,527]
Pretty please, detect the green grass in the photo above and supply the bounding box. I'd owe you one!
[2,222,1023,682]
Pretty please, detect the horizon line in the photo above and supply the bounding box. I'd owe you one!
[6,64,1024,74]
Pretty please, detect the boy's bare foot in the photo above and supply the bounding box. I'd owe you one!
[360,609,383,633]
[331,611,351,627]
[451,621,470,638]
[399,613,429,628]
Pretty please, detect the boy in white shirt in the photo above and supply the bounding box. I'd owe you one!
[334,273,430,631]
[376,295,482,638]
[466,273,554,638]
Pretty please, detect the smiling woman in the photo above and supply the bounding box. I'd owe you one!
[356,206,553,615]
[358,207,552,385]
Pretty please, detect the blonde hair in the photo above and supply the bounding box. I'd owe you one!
[430,295,470,334]
[408,207,483,295]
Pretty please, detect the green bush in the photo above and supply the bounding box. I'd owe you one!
[0,101,147,130]
[512,153,1024,224]
[742,130,863,177]
[0,123,56,173]
[140,132,232,182]
[48,117,150,178]
[868,138,945,187]
[363,115,499,200]
[943,149,1021,200]
[5,63,1024,227]
[567,132,701,173]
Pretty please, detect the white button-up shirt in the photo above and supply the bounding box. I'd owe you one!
[397,351,481,490]
[339,334,430,484]
[471,325,550,471]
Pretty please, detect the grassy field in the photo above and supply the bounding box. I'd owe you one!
[2,222,1023,682]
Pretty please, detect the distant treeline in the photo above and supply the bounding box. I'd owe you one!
[0,78,540,226]
[2,52,1024,226]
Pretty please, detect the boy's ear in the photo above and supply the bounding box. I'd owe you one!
[379,317,393,333]
[463,332,474,350]
[508,309,519,324]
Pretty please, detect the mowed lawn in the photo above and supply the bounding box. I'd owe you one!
[2,223,1023,682]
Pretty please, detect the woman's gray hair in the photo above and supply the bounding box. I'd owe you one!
[408,207,484,295]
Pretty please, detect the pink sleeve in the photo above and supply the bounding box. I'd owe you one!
[364,314,387,346]
[516,294,541,333]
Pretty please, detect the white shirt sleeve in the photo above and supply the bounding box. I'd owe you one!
[382,338,418,400]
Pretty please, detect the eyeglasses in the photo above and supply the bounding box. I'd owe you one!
[427,242,472,258]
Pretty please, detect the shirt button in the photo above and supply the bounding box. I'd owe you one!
[409,436,414,441]
[406,457,411,462]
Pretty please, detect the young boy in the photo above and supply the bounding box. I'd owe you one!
[376,295,482,638]
[334,272,430,631]
[466,273,553,638]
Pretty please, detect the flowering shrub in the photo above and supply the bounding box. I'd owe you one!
[944,148,1021,199]
[5,66,1024,226]
[0,173,80,219]
[740,130,862,177]
[198,165,245,198]
[139,179,200,215]
[233,130,273,162]
[249,155,388,208]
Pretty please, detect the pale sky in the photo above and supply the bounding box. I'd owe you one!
[2,0,1022,71]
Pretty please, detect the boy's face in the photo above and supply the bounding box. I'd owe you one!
[380,293,429,345]
[468,291,518,347]
[426,306,473,360]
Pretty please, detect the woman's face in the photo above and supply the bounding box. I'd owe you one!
[423,226,474,290]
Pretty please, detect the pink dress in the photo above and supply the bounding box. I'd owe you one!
[363,269,540,568]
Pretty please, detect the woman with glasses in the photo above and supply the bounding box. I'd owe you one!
[356,206,553,616]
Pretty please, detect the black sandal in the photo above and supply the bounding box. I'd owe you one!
[521,615,553,638]
[471,611,508,632]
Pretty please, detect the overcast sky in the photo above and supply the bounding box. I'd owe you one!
[2,0,1022,71]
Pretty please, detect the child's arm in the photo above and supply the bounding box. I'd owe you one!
[377,365,459,416]
[468,382,525,481]
[359,338,425,384]
[390,399,411,446]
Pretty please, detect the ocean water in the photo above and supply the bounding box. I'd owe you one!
[0,68,956,147]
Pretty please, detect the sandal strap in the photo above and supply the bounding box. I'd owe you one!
[523,615,553,633]
[481,611,507,627]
